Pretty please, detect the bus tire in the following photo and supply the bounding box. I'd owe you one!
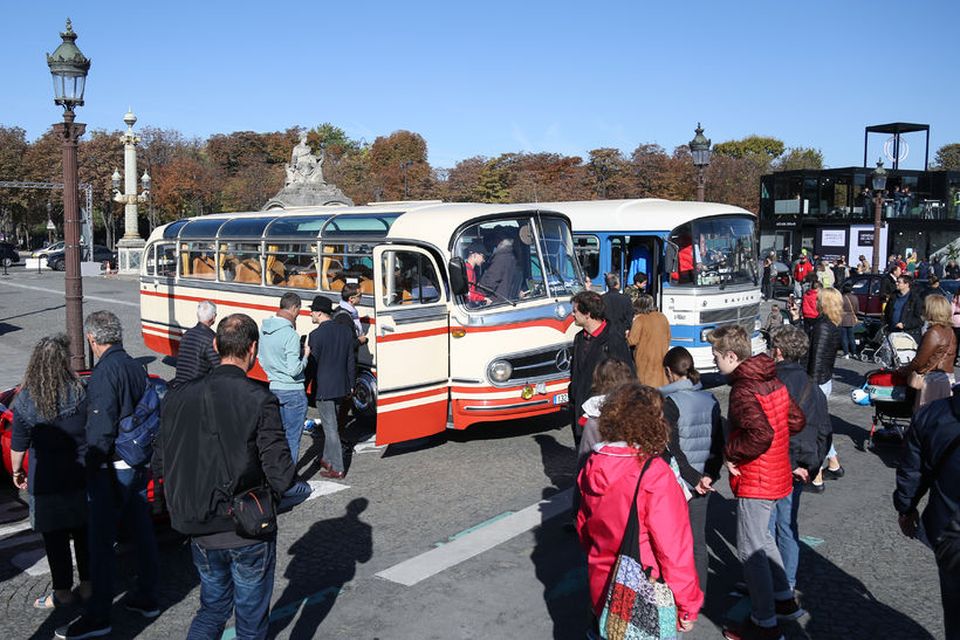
[352,370,377,418]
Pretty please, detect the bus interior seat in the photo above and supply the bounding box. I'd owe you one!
[285,273,316,289]
[192,256,216,279]
[234,259,262,284]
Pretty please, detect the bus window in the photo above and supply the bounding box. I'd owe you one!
[380,250,441,306]
[264,243,318,289]
[157,244,177,278]
[574,235,600,281]
[144,245,156,276]
[320,242,374,293]
[180,242,216,280]
[218,242,262,284]
[669,217,758,287]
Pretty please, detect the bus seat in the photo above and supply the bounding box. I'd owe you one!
[234,259,262,284]
[192,256,216,279]
[329,279,345,292]
[285,273,316,289]
[360,279,374,294]
[266,259,286,286]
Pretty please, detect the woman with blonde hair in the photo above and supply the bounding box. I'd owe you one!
[899,294,956,408]
[809,288,843,489]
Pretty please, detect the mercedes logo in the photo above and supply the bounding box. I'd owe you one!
[555,347,572,372]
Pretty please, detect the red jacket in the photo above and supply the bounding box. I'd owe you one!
[724,354,805,500]
[801,288,819,320]
[465,262,485,303]
[577,445,703,622]
[793,260,813,284]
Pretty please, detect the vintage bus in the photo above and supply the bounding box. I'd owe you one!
[139,203,585,445]
[544,199,764,371]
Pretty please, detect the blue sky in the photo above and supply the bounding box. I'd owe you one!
[4,1,959,170]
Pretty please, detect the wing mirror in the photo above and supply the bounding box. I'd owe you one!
[449,257,468,295]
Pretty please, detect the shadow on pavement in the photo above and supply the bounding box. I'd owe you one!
[267,498,372,640]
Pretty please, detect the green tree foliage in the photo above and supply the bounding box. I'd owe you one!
[934,143,960,171]
[775,147,824,171]
[713,136,785,163]
[78,129,125,248]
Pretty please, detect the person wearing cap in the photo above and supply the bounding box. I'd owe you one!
[464,243,489,307]
[793,255,813,298]
[307,296,356,479]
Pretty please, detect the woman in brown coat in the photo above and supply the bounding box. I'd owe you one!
[899,294,957,409]
[627,294,670,387]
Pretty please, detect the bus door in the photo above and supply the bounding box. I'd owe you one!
[372,245,451,445]
[609,236,662,299]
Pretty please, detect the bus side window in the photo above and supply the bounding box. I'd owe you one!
[381,250,441,306]
[321,243,373,294]
[156,244,176,277]
[267,243,317,290]
[181,242,216,280]
[144,244,156,276]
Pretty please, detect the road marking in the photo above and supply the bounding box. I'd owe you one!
[0,530,41,551]
[376,488,572,587]
[0,280,139,307]
[0,520,33,539]
[11,547,49,576]
[305,480,349,499]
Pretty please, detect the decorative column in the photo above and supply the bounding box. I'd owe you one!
[114,109,150,274]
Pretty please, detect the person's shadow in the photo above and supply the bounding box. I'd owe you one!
[268,498,372,639]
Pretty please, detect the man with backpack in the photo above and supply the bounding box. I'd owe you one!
[57,311,160,640]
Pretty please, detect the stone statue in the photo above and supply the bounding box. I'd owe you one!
[284,133,326,186]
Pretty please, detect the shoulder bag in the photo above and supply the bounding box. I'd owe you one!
[598,456,679,640]
[202,387,277,539]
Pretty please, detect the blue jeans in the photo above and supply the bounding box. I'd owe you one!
[840,326,856,355]
[768,481,804,590]
[86,465,159,622]
[317,399,344,473]
[273,389,307,464]
[187,540,276,640]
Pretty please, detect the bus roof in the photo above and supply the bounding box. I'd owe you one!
[145,202,573,249]
[526,199,756,233]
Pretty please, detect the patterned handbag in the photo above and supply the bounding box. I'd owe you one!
[598,456,678,640]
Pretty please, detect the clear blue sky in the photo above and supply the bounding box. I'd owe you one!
[4,1,959,170]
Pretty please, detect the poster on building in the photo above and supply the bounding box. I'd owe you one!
[848,224,888,268]
[815,228,847,262]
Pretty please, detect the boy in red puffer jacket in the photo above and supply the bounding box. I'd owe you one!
[709,325,806,640]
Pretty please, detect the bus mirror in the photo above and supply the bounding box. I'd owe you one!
[449,257,468,295]
[665,242,679,273]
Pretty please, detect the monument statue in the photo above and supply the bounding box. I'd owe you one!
[264,133,352,210]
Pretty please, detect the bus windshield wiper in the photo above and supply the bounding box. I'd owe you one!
[473,282,517,307]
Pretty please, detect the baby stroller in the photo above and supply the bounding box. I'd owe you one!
[853,331,918,449]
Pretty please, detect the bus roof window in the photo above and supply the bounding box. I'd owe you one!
[162,219,189,239]
[218,217,273,238]
[180,218,227,239]
[322,214,400,237]
[266,216,330,238]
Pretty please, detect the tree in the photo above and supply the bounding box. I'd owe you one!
[443,156,487,202]
[713,135,785,164]
[152,154,220,218]
[368,131,432,200]
[0,126,29,241]
[78,129,124,249]
[629,143,671,198]
[775,147,824,171]
[587,148,631,199]
[934,143,960,171]
[473,157,511,203]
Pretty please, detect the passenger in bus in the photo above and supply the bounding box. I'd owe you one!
[463,243,489,307]
[672,234,695,284]
[601,273,633,339]
[628,295,670,388]
[479,236,520,302]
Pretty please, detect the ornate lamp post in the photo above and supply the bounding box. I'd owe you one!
[47,18,90,370]
[113,109,150,274]
[689,123,712,202]
[871,160,888,274]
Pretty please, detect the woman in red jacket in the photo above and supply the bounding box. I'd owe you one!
[577,383,703,635]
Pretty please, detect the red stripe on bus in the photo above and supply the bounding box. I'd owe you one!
[140,289,375,323]
[378,386,448,406]
[461,316,575,334]
[377,326,449,343]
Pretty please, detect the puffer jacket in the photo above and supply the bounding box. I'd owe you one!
[724,354,805,500]
[902,324,956,376]
[577,444,703,621]
[807,315,840,385]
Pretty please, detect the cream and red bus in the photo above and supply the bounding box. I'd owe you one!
[139,202,585,445]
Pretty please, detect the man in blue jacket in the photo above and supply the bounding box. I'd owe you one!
[258,293,310,465]
[307,296,356,479]
[57,311,158,640]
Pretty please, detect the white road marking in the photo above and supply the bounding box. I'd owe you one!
[376,488,572,587]
[305,480,349,499]
[0,531,41,552]
[11,547,49,576]
[0,520,32,539]
[0,280,139,307]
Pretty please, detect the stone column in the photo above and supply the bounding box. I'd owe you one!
[115,109,146,274]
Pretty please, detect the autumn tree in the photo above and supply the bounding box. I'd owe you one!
[443,156,487,202]
[368,131,433,200]
[0,126,30,241]
[934,143,960,171]
[152,154,220,219]
[587,148,631,199]
[78,129,125,249]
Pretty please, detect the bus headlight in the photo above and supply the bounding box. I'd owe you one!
[754,318,762,332]
[700,328,714,343]
[488,360,513,383]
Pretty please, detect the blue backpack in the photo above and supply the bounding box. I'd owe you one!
[115,376,168,467]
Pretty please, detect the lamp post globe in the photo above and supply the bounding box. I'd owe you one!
[689,123,712,202]
[871,160,888,274]
[47,18,90,371]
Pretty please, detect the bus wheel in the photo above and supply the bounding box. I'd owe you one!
[352,371,377,417]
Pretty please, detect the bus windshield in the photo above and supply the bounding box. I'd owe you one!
[453,215,583,308]
[670,215,758,288]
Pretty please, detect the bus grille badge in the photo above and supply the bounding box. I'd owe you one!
[555,347,572,372]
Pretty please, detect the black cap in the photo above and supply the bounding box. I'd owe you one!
[465,243,486,257]
[310,296,334,314]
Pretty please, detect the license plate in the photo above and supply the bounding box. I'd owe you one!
[553,392,569,405]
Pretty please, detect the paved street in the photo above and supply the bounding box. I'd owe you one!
[0,264,945,639]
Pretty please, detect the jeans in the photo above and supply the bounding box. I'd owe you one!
[687,493,710,592]
[273,389,307,464]
[737,498,793,627]
[840,326,856,355]
[317,399,344,473]
[43,527,89,591]
[86,465,159,622]
[188,540,276,640]
[768,481,804,590]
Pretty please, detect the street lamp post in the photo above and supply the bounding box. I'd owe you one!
[871,160,888,274]
[47,18,90,371]
[400,160,413,199]
[689,123,712,202]
[113,110,150,274]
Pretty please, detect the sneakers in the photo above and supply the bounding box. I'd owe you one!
[55,616,112,639]
[722,619,784,640]
[822,466,845,480]
[122,593,160,618]
[775,597,807,621]
[804,482,826,494]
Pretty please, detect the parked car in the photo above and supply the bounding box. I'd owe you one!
[31,240,66,259]
[0,242,20,265]
[45,244,116,271]
[771,260,791,294]
[847,273,885,317]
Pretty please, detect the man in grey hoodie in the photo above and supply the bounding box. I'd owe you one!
[259,293,310,464]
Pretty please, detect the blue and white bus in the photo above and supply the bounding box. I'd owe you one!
[536,199,764,371]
